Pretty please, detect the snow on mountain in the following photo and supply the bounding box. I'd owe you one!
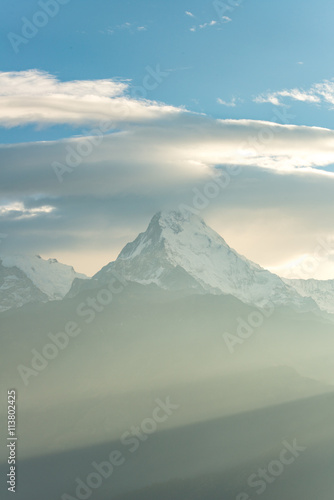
[0,263,48,313]
[283,278,334,314]
[0,254,88,312]
[87,210,317,311]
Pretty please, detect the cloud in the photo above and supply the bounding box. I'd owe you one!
[190,19,219,31]
[102,22,147,35]
[2,115,334,243]
[199,20,217,29]
[254,79,334,108]
[0,201,55,219]
[2,115,334,201]
[0,70,181,128]
[0,70,126,97]
[185,11,194,17]
[217,97,240,107]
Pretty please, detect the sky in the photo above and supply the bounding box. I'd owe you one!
[1,0,334,278]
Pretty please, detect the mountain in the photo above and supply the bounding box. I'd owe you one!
[69,210,317,312]
[284,278,334,314]
[0,254,87,312]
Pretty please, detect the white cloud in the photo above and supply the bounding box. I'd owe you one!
[199,20,217,29]
[101,22,147,35]
[217,97,240,107]
[0,70,127,97]
[0,202,55,219]
[188,13,222,31]
[0,70,182,128]
[255,78,334,108]
[185,11,194,17]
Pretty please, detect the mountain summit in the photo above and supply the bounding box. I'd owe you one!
[81,210,315,311]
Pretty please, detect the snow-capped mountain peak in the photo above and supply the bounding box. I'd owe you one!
[90,210,316,311]
[119,209,230,260]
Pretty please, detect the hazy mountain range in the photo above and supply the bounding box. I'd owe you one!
[1,210,333,316]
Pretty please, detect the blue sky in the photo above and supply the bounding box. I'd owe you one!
[1,0,334,277]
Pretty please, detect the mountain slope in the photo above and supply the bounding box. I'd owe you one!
[0,263,48,313]
[73,210,316,312]
[0,254,87,312]
[284,278,334,314]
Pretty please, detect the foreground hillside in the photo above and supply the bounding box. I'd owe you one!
[1,282,334,499]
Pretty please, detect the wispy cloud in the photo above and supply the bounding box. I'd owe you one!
[199,20,217,29]
[101,22,147,35]
[217,97,241,107]
[185,11,194,18]
[254,79,334,108]
[190,19,218,32]
[0,202,55,219]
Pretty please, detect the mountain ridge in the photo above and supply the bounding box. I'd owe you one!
[2,210,334,315]
[0,254,87,312]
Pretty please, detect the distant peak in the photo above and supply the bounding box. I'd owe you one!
[149,209,206,232]
[158,208,203,220]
